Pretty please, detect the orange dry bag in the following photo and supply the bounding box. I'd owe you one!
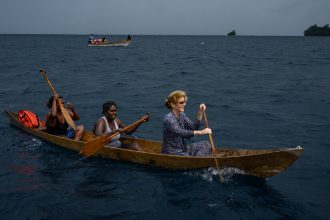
[18,110,41,128]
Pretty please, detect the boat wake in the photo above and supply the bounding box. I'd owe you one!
[184,167,246,182]
[11,138,43,152]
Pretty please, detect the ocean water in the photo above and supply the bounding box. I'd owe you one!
[0,34,330,219]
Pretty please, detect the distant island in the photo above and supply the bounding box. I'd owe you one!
[227,30,236,36]
[304,24,330,36]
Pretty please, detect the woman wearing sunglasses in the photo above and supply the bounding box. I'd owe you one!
[162,90,212,156]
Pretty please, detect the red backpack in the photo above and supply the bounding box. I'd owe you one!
[18,110,41,128]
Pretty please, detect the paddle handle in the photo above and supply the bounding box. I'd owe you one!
[104,114,149,145]
[40,69,57,95]
[203,110,224,182]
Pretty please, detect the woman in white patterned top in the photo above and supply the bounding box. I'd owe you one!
[93,101,149,151]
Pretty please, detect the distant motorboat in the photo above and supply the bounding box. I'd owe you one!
[88,35,131,47]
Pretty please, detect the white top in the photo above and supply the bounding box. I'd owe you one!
[102,116,120,140]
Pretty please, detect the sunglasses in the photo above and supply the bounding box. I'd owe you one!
[178,101,186,105]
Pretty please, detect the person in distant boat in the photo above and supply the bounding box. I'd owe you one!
[93,101,149,151]
[102,37,106,43]
[46,94,84,141]
[88,34,94,43]
[162,90,212,156]
[127,35,131,41]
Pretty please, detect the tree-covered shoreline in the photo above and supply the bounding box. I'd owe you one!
[304,24,330,36]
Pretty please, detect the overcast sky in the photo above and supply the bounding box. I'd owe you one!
[1,0,329,36]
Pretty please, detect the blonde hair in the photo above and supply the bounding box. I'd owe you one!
[165,90,188,109]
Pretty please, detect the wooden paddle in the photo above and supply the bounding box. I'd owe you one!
[80,114,149,157]
[39,69,77,130]
[203,109,224,182]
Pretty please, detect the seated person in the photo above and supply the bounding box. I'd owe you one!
[162,90,212,156]
[46,94,84,141]
[88,34,94,43]
[93,101,149,151]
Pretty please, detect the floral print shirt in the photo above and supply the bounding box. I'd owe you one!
[162,111,201,155]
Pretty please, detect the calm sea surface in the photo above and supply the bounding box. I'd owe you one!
[0,35,330,219]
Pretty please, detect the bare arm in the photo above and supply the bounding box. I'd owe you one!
[193,128,212,136]
[66,102,80,121]
[194,103,211,135]
[117,115,149,134]
[94,118,106,136]
[46,95,59,127]
[196,103,206,121]
[51,95,58,117]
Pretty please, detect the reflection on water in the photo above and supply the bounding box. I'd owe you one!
[157,171,307,219]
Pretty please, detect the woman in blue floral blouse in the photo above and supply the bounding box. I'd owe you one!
[161,90,212,156]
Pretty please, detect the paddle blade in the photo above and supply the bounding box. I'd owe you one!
[80,135,110,157]
[60,105,77,130]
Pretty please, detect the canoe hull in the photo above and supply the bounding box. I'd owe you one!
[88,40,131,47]
[5,110,303,178]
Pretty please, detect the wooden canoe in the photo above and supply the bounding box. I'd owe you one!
[5,110,303,178]
[88,39,131,47]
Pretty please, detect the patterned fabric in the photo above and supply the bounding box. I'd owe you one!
[162,112,211,156]
[102,116,120,140]
[101,116,121,148]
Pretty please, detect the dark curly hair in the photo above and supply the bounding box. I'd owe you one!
[47,95,63,108]
[102,101,118,114]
